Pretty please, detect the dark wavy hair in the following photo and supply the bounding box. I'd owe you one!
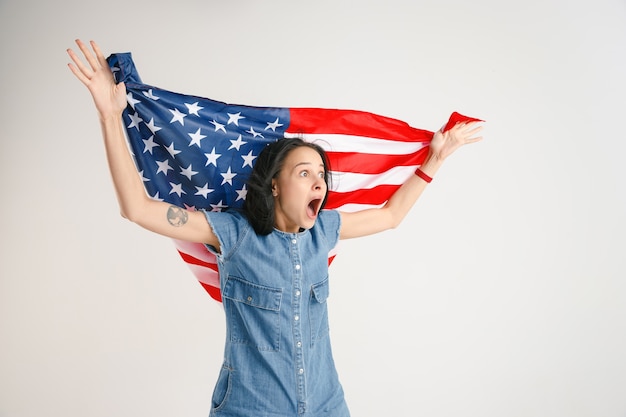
[243,138,331,235]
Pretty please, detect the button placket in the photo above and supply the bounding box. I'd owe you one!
[289,234,307,409]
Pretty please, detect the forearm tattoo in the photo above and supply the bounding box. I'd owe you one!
[167,205,188,227]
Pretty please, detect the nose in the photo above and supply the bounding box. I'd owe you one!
[313,176,325,191]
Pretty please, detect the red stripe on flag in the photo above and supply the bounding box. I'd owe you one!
[199,282,222,302]
[288,108,432,141]
[177,250,218,271]
[173,240,216,264]
[327,184,401,209]
[180,257,221,302]
[326,147,429,175]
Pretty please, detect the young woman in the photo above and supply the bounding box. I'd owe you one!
[67,39,482,417]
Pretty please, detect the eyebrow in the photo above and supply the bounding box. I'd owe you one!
[292,162,325,170]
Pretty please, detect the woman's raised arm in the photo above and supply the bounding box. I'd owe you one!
[67,39,220,250]
[339,121,483,239]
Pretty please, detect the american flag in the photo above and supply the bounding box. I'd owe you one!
[107,52,480,302]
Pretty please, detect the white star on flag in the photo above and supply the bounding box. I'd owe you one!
[143,136,158,154]
[188,128,207,147]
[246,126,264,138]
[143,89,159,100]
[227,112,245,126]
[220,167,236,186]
[170,108,187,125]
[265,118,283,131]
[145,118,162,133]
[210,200,228,212]
[228,135,247,151]
[127,93,141,109]
[185,102,203,116]
[164,143,181,157]
[241,150,257,168]
[127,112,143,130]
[156,159,173,175]
[235,185,248,201]
[169,182,186,197]
[210,120,226,132]
[204,147,221,166]
[195,183,214,198]
[180,164,198,180]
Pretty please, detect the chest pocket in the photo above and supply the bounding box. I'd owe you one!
[309,278,330,346]
[222,276,283,352]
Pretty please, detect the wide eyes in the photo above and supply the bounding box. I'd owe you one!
[299,170,325,179]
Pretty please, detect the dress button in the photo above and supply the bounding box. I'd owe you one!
[295,264,301,270]
[294,315,300,321]
[292,239,297,244]
[295,290,301,297]
[296,341,302,348]
[247,296,252,302]
[299,368,304,375]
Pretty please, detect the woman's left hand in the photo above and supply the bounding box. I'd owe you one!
[428,121,483,161]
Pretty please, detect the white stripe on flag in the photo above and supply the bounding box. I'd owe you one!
[286,132,427,155]
[330,165,417,193]
[333,203,385,213]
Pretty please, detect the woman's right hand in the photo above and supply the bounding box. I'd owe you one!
[67,39,127,120]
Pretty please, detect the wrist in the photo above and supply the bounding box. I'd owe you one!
[415,168,433,183]
[417,154,443,178]
[98,111,123,125]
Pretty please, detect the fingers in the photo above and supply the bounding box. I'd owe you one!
[75,39,100,71]
[466,136,483,144]
[90,40,109,69]
[66,39,102,83]
[67,48,91,85]
[453,121,482,132]
[441,122,482,149]
[452,121,483,140]
[464,123,483,137]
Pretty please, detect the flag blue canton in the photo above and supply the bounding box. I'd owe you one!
[109,53,289,211]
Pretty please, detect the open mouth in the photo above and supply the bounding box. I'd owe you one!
[307,198,323,219]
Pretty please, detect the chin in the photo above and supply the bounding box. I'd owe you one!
[301,219,316,230]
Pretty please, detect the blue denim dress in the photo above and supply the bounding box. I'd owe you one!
[202,209,350,417]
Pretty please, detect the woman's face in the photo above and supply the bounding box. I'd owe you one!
[272,146,327,233]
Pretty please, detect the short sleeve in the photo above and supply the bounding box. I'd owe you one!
[200,209,251,258]
[315,210,341,251]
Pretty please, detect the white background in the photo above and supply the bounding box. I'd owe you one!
[1,1,625,416]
